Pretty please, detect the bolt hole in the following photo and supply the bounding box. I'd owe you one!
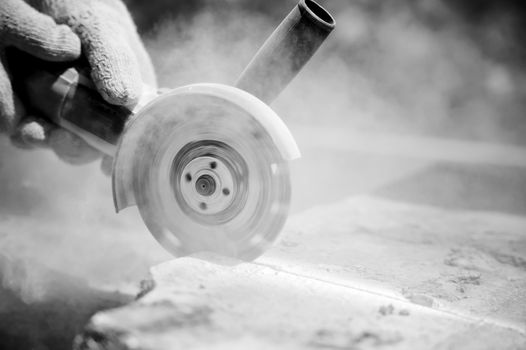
[199,202,207,210]
[222,188,230,196]
[210,161,217,169]
[185,173,192,182]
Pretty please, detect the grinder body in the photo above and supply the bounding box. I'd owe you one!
[10,0,335,260]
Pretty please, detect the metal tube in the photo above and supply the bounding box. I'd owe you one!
[235,0,335,105]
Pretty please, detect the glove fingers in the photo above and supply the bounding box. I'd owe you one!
[125,30,157,89]
[89,0,155,86]
[1,0,81,62]
[11,113,102,166]
[74,17,142,108]
[48,128,101,165]
[94,1,156,90]
[25,0,154,106]
[0,56,25,135]
[113,5,157,89]
[10,116,54,149]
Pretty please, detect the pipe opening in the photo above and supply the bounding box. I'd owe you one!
[301,0,336,29]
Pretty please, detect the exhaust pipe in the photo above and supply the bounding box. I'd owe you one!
[10,0,335,152]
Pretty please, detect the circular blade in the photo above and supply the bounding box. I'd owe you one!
[123,85,291,260]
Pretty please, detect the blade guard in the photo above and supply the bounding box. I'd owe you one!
[112,83,300,212]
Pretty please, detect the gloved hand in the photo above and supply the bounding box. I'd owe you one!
[0,0,157,168]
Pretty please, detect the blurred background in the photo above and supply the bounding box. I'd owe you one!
[1,0,526,349]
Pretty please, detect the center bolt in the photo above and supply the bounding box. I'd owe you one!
[195,174,216,196]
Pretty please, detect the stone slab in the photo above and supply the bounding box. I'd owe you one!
[75,196,526,349]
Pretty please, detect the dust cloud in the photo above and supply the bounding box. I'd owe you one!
[143,0,526,214]
[1,0,525,306]
[145,0,526,144]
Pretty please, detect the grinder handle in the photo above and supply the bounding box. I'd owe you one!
[235,0,335,105]
[8,49,132,156]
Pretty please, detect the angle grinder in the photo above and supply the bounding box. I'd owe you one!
[10,0,335,260]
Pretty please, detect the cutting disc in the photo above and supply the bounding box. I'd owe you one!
[112,84,299,260]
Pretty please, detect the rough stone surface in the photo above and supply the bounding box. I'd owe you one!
[263,197,526,327]
[74,196,526,350]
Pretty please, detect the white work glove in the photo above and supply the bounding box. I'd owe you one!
[0,0,157,167]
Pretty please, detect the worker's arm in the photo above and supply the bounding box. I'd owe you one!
[0,0,156,166]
